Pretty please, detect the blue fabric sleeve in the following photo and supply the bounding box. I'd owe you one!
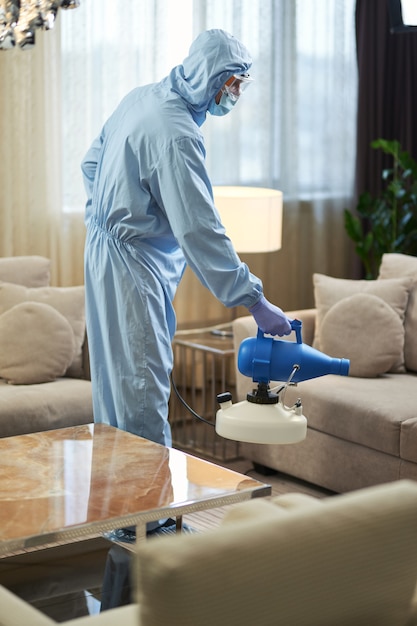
[81,134,103,203]
[152,136,263,309]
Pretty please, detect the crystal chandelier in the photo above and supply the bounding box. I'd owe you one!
[0,0,80,50]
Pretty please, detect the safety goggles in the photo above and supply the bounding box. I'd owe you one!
[222,73,253,102]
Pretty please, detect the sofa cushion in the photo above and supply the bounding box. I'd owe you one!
[0,378,93,437]
[0,256,50,288]
[0,302,75,385]
[378,253,417,372]
[0,282,85,379]
[320,293,404,377]
[284,373,417,457]
[313,273,412,372]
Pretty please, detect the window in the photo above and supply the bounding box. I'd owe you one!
[61,0,357,212]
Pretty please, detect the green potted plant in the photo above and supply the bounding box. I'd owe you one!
[344,139,417,279]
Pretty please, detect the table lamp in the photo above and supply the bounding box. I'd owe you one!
[213,186,283,254]
[211,186,283,335]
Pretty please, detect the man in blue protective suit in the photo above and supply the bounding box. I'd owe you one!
[81,29,291,452]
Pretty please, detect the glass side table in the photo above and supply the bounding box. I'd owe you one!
[170,328,240,461]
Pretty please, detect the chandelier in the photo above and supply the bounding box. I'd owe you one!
[0,0,80,50]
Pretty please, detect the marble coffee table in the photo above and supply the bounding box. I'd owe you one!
[0,423,271,555]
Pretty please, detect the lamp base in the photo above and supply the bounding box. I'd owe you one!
[215,398,307,445]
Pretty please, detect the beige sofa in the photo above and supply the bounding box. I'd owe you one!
[1,479,417,625]
[233,253,417,493]
[0,256,93,438]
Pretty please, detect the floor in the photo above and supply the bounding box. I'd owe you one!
[2,454,332,622]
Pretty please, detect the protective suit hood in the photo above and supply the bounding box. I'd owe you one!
[167,29,252,126]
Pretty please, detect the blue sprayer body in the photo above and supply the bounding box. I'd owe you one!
[238,319,350,384]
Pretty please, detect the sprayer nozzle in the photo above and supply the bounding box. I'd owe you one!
[335,358,350,377]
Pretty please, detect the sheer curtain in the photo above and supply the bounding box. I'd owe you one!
[0,0,358,320]
[177,0,359,323]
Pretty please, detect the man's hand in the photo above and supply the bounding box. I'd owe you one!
[248,296,292,336]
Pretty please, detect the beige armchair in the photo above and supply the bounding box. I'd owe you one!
[1,480,417,625]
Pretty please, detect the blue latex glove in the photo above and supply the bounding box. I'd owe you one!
[248,296,292,336]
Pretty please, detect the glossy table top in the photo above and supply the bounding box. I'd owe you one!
[0,424,270,554]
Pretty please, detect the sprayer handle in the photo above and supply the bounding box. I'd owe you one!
[291,319,303,344]
[256,319,303,344]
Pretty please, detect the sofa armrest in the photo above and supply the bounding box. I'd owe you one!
[221,491,321,527]
[0,585,138,625]
[64,605,138,625]
[0,585,55,625]
[270,492,323,510]
[286,308,317,346]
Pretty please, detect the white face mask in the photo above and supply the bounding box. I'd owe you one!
[208,90,237,116]
[208,73,253,116]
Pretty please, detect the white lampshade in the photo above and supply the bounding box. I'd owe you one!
[213,186,283,253]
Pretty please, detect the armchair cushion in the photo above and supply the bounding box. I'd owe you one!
[0,302,75,384]
[0,282,85,380]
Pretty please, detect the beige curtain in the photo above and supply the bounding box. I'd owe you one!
[0,22,85,287]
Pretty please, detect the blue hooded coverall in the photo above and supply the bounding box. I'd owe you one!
[81,29,264,446]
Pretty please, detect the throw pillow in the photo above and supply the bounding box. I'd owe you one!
[378,253,417,373]
[0,282,85,378]
[0,256,50,287]
[313,273,412,373]
[320,293,404,377]
[0,302,75,384]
